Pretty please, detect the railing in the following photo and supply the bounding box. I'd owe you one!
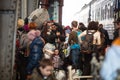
[67,53,104,80]
[67,66,93,80]
[73,76,93,80]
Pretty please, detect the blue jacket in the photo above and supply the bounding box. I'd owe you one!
[26,37,44,75]
[100,44,120,80]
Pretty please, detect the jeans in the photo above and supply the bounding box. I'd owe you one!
[71,49,81,69]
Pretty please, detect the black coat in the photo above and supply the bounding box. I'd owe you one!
[113,28,120,40]
[100,28,110,46]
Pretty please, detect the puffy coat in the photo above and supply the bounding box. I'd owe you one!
[26,37,44,75]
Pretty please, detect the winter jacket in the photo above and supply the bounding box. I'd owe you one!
[26,37,44,75]
[99,28,110,46]
[30,68,57,80]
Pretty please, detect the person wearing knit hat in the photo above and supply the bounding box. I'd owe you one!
[27,30,41,41]
[100,38,120,80]
[26,29,45,79]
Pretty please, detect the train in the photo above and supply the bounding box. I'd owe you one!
[78,0,116,40]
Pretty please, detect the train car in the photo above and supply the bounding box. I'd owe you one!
[114,0,120,20]
[79,0,114,40]
[79,4,90,27]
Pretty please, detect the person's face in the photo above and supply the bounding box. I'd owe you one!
[54,50,59,55]
[51,25,57,31]
[40,66,53,76]
[116,22,120,29]
[47,22,53,27]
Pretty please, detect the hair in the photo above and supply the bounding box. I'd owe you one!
[28,22,37,30]
[24,17,29,25]
[99,24,103,28]
[88,21,98,30]
[40,21,48,39]
[78,22,87,31]
[53,22,63,34]
[71,21,78,28]
[39,58,53,68]
[54,48,59,52]
[116,19,120,25]
[17,19,24,28]
[95,21,99,26]
[64,26,71,30]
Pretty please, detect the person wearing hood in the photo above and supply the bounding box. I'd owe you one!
[100,38,120,80]
[26,30,45,79]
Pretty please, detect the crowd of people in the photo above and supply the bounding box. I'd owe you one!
[15,16,120,80]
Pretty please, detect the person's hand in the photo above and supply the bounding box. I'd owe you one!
[105,46,110,52]
[27,75,32,80]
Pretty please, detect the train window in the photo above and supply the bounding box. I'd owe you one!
[108,3,110,19]
[110,5,114,18]
[98,8,100,20]
[101,7,103,20]
[105,5,107,20]
[103,9,105,20]
[92,10,94,20]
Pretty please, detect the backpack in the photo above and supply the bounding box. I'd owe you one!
[80,30,96,54]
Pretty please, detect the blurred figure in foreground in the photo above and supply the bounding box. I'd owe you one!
[100,38,120,80]
[30,59,57,80]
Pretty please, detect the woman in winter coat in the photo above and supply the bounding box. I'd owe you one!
[26,30,45,79]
